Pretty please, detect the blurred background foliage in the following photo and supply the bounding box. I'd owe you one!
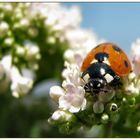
[0,3,72,137]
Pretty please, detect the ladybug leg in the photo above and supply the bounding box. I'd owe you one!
[84,83,92,93]
[81,70,90,84]
[109,75,122,87]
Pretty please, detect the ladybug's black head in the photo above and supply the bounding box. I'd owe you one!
[84,78,107,93]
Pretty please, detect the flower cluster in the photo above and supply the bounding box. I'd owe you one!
[50,62,86,113]
[124,38,140,97]
[0,3,41,97]
[0,3,85,98]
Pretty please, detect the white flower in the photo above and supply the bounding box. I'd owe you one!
[125,83,140,96]
[0,55,11,93]
[64,28,97,51]
[0,21,9,37]
[16,47,25,56]
[50,62,86,113]
[59,85,86,113]
[10,67,33,98]
[124,72,140,96]
[51,6,81,31]
[24,40,41,61]
[4,38,14,46]
[29,3,81,31]
[128,72,136,81]
[64,49,84,68]
[59,63,86,113]
[29,3,59,18]
[62,62,82,86]
[19,18,30,27]
[131,38,140,75]
[3,4,13,12]
[0,55,12,76]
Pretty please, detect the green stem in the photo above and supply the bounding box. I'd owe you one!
[103,121,113,138]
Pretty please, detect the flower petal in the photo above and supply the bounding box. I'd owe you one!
[50,86,65,102]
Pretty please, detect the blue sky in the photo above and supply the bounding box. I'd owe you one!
[64,3,140,55]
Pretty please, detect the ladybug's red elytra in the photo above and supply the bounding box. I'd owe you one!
[81,42,132,94]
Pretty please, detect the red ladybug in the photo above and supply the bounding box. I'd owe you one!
[81,42,132,94]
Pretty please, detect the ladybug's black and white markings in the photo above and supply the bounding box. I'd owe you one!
[81,52,121,94]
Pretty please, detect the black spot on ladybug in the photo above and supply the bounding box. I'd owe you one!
[124,60,128,68]
[112,45,122,53]
[95,53,109,62]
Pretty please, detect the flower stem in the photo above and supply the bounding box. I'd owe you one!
[103,121,113,137]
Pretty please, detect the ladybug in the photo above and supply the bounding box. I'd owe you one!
[81,42,132,94]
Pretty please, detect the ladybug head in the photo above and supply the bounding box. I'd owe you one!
[84,78,107,93]
[81,62,121,94]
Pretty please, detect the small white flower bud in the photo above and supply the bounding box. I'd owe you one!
[0,21,9,31]
[4,38,14,46]
[47,36,56,44]
[93,101,104,114]
[48,110,75,125]
[101,113,109,124]
[25,42,40,61]
[4,4,13,12]
[137,126,140,132]
[128,72,136,81]
[122,97,127,103]
[51,110,66,121]
[20,18,30,27]
[0,21,9,37]
[64,50,74,63]
[16,47,25,56]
